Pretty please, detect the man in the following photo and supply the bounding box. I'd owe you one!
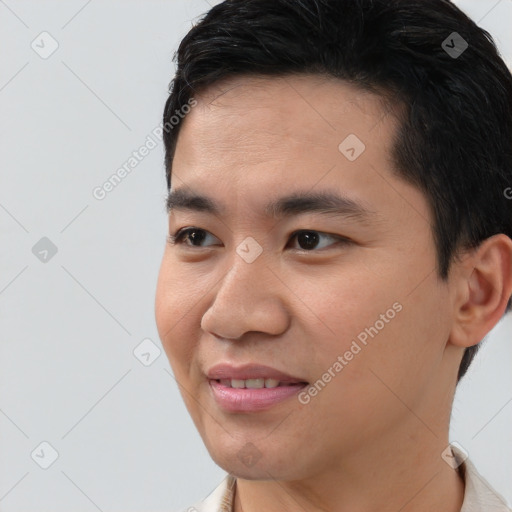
[155,0,512,510]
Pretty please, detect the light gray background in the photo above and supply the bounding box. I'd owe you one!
[1,1,511,511]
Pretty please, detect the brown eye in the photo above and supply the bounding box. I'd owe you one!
[167,228,350,251]
[168,228,219,247]
[288,230,351,251]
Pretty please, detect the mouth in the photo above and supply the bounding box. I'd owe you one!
[211,378,307,389]
[206,362,308,385]
[206,363,309,412]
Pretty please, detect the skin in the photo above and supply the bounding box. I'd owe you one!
[154,74,512,512]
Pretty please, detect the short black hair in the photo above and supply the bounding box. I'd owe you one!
[162,0,512,382]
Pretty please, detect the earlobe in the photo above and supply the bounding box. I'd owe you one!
[449,234,512,349]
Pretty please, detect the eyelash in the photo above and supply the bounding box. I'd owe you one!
[167,227,351,252]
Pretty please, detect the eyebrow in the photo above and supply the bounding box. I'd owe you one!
[166,188,378,224]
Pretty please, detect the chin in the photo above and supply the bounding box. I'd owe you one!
[205,440,307,481]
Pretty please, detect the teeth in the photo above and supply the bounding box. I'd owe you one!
[231,379,246,389]
[264,378,280,388]
[218,378,285,388]
[245,379,265,389]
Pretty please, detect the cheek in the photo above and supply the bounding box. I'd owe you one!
[295,264,417,394]
[311,268,450,415]
[155,257,203,375]
[305,267,398,345]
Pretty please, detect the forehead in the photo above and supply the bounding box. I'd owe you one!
[171,74,430,230]
[175,74,390,178]
[185,74,390,150]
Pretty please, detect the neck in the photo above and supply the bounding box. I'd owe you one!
[233,419,465,512]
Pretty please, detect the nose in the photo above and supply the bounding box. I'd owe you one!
[200,256,290,340]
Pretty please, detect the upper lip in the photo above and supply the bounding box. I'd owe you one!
[206,363,308,383]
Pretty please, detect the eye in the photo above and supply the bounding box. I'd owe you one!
[167,227,220,248]
[288,230,350,251]
[167,227,351,251]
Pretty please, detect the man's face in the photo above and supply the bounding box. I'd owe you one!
[155,74,459,480]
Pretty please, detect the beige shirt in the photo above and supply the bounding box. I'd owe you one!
[180,449,511,512]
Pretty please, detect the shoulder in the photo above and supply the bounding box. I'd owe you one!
[175,474,236,512]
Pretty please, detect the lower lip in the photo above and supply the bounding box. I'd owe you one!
[209,379,307,412]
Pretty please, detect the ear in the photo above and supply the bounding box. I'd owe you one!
[449,234,512,349]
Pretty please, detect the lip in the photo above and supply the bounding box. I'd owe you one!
[209,380,307,412]
[206,363,307,383]
[206,363,308,412]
